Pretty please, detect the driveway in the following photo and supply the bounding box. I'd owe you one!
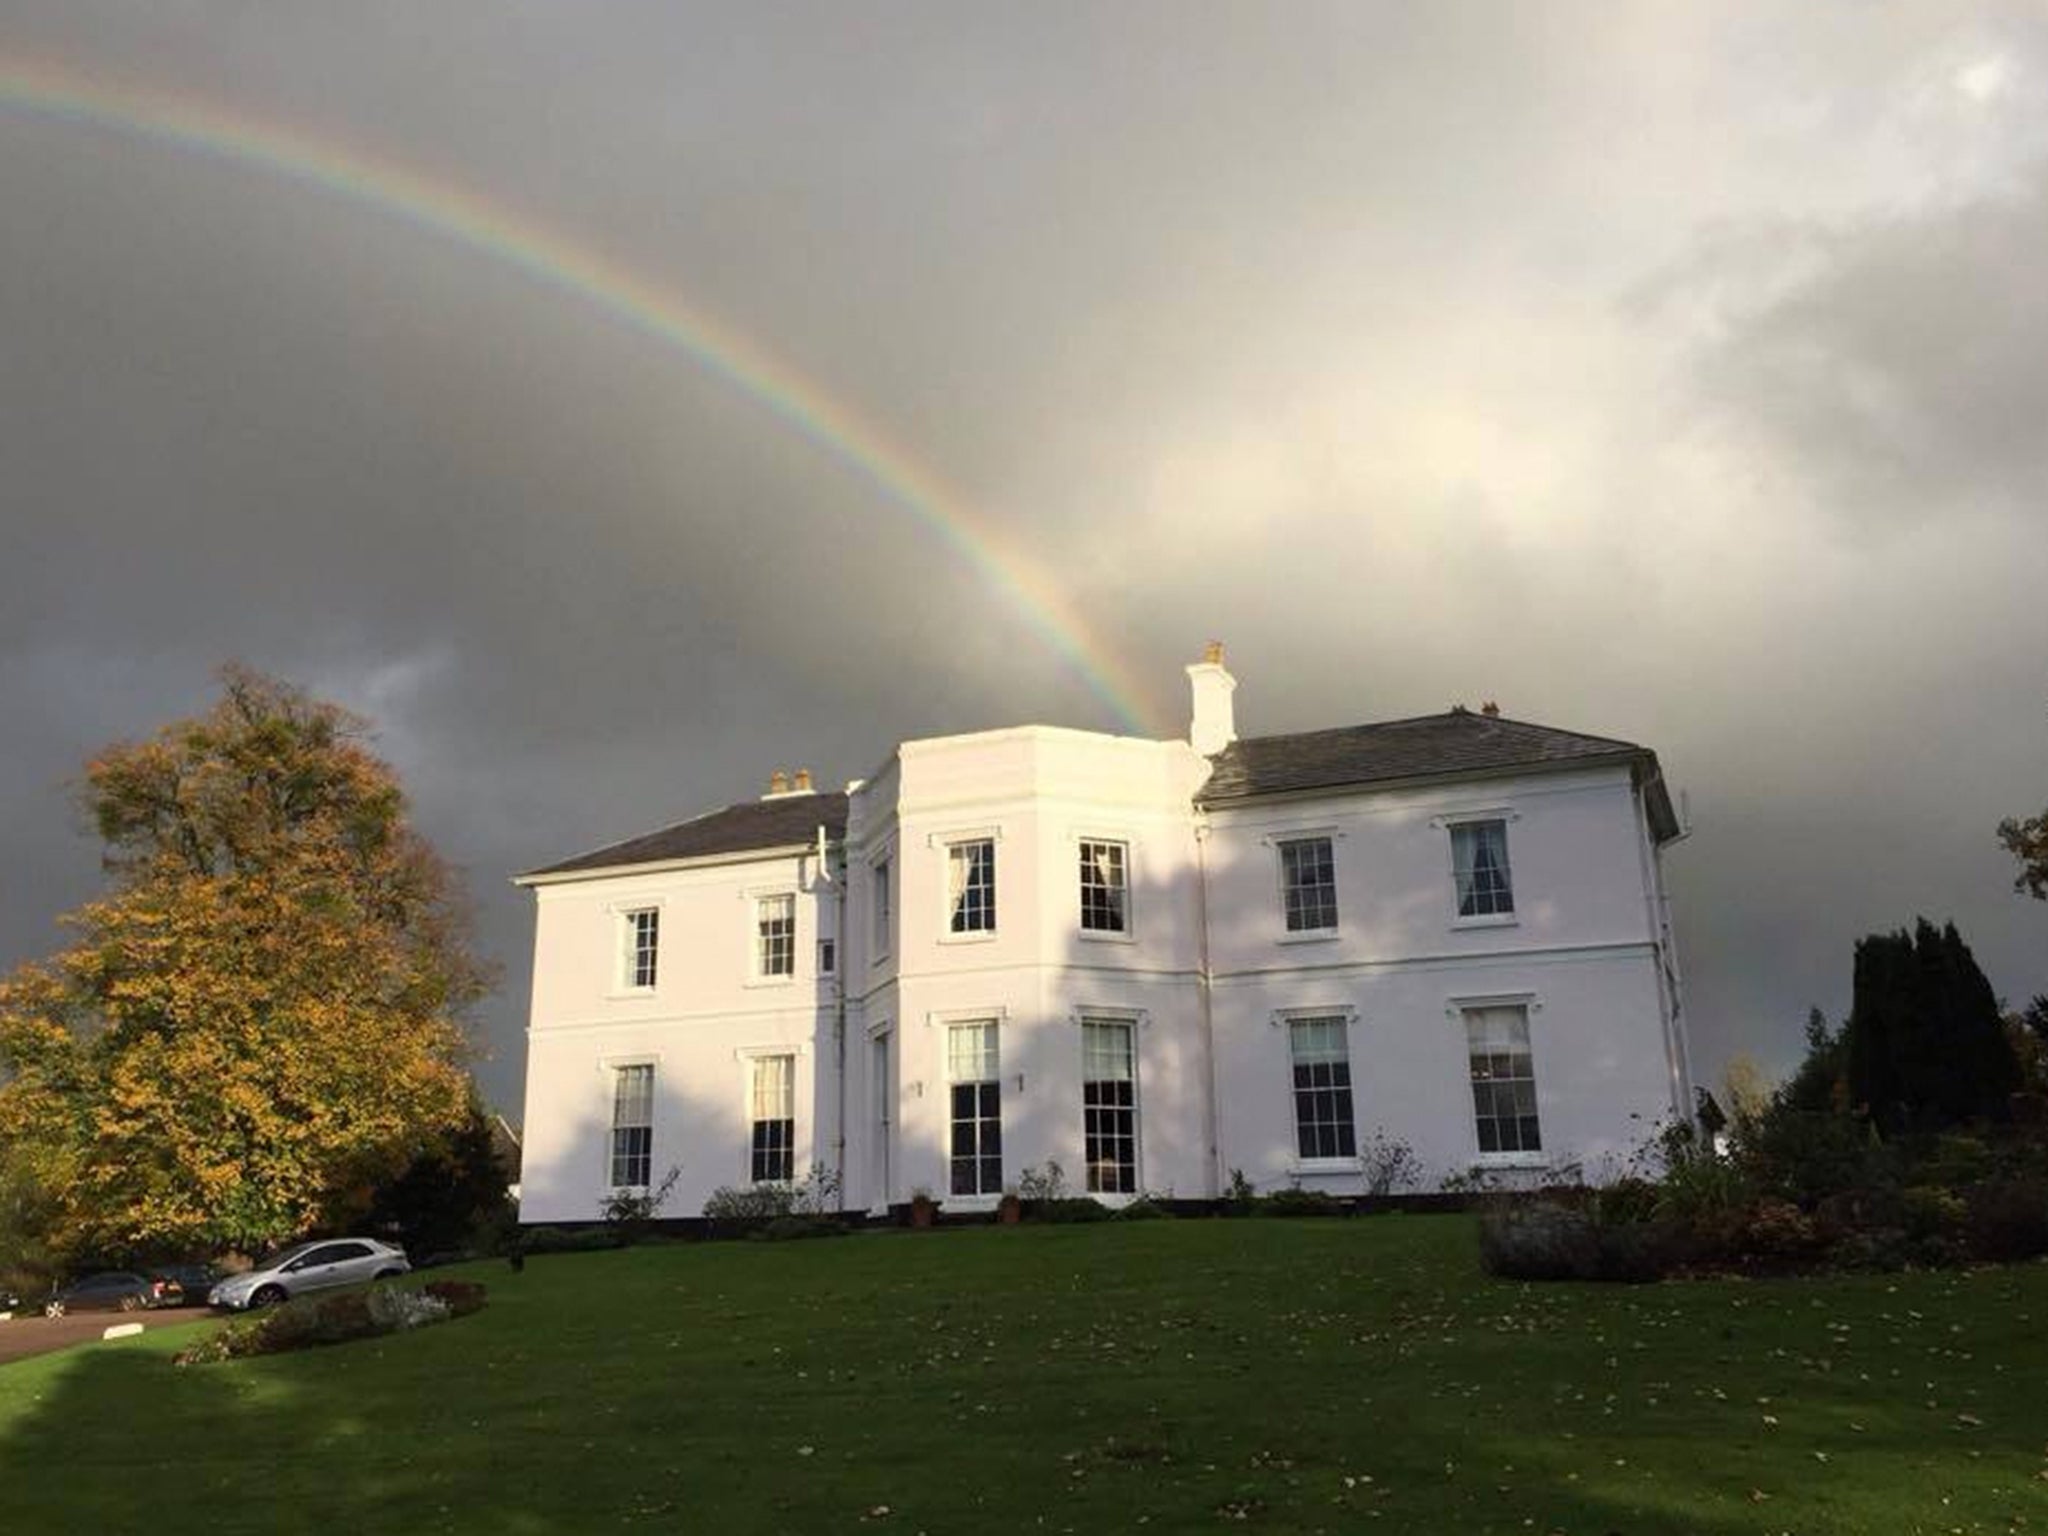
[0,1308,213,1367]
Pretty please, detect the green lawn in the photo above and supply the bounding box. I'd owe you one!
[3,1216,2045,1533]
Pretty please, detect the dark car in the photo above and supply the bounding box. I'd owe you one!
[149,1263,220,1308]
[44,1271,162,1318]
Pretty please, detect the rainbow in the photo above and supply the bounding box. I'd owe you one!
[0,54,1164,735]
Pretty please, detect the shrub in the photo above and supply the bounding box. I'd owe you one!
[1962,1177,2048,1262]
[1477,1201,1681,1283]
[702,1183,796,1226]
[1016,1161,1067,1203]
[1358,1130,1424,1197]
[176,1280,483,1365]
[519,1224,626,1256]
[1743,1198,1820,1262]
[1111,1197,1174,1222]
[1221,1167,1259,1216]
[1592,1177,1661,1227]
[1260,1188,1345,1219]
[753,1216,849,1242]
[1827,1226,1912,1272]
[423,1279,489,1317]
[1030,1198,1112,1224]
[603,1166,681,1243]
[1899,1184,1967,1242]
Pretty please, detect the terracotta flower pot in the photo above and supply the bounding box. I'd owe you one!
[910,1196,938,1229]
[997,1195,1022,1225]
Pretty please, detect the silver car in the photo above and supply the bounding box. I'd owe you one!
[207,1238,410,1310]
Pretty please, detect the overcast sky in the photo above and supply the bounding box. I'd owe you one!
[4,2,2045,1117]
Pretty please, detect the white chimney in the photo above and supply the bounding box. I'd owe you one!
[1186,640,1237,756]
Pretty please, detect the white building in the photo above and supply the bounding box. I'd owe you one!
[515,650,1690,1221]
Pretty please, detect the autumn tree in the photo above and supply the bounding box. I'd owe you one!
[0,667,488,1260]
[1999,807,2048,899]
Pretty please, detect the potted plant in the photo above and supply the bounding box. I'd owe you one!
[997,1187,1023,1225]
[909,1186,941,1229]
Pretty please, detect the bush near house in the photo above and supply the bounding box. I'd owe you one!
[1486,920,2048,1283]
[174,1279,486,1365]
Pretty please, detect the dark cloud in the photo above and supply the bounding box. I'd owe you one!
[3,2,2045,1110]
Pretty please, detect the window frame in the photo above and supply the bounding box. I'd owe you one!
[1275,1007,1360,1170]
[606,1060,656,1191]
[749,890,798,983]
[1436,809,1521,928]
[870,855,893,964]
[1450,993,1546,1167]
[1077,1011,1143,1196]
[936,829,1001,943]
[744,1051,798,1186]
[1272,832,1341,940]
[945,1019,1004,1198]
[612,902,663,994]
[1075,834,1134,941]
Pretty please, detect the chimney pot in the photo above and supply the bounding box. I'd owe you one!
[794,768,813,792]
[768,768,790,795]
[1481,701,1500,718]
[1203,639,1225,665]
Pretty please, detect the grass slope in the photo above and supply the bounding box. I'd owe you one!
[2,1216,2045,1533]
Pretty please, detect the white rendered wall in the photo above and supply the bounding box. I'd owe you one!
[519,739,1688,1219]
[518,838,839,1223]
[1201,764,1684,1193]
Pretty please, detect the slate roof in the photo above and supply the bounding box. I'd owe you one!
[521,791,849,880]
[1200,710,1672,824]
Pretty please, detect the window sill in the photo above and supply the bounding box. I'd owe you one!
[604,988,659,1001]
[1078,928,1136,945]
[1451,914,1519,930]
[1286,1158,1361,1177]
[938,931,997,945]
[1276,930,1340,945]
[743,976,798,991]
[1472,1153,1547,1170]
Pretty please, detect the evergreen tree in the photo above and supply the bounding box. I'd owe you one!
[1844,918,2019,1135]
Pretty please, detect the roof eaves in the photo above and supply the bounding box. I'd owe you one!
[513,839,834,888]
[1194,748,1649,808]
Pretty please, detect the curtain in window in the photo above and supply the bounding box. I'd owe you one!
[948,841,996,932]
[1452,822,1514,917]
[750,1055,795,1183]
[1080,841,1127,931]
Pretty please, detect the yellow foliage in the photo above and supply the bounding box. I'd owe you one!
[0,668,487,1258]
